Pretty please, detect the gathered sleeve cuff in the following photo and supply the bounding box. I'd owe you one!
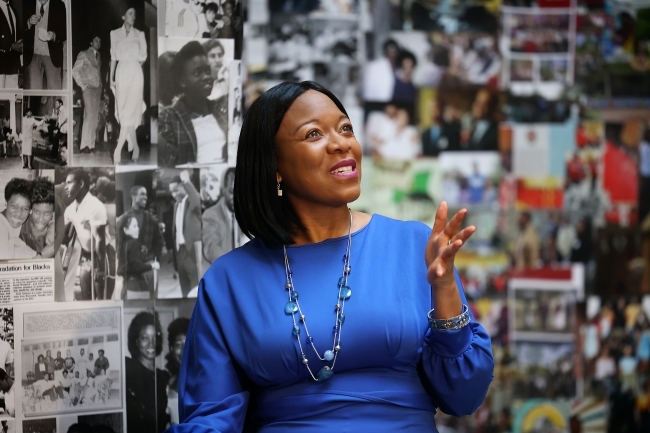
[419,269,494,417]
[166,279,249,433]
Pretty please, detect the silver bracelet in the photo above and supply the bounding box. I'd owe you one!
[428,305,471,331]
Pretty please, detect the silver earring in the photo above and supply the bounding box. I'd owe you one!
[277,182,283,197]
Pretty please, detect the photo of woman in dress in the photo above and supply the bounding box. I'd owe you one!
[125,311,170,433]
[110,6,147,164]
[22,108,46,169]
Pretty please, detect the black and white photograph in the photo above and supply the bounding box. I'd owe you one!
[23,0,68,90]
[123,302,193,433]
[512,341,576,400]
[226,60,242,157]
[512,288,578,338]
[0,0,22,90]
[23,96,68,168]
[402,0,499,34]
[116,168,201,299]
[19,305,123,418]
[54,168,116,302]
[158,37,233,167]
[267,14,314,82]
[163,0,242,57]
[59,411,123,433]
[23,418,56,433]
[269,0,357,15]
[0,170,56,261]
[0,92,23,170]
[199,164,245,272]
[308,16,359,105]
[504,55,572,100]
[0,308,14,427]
[71,0,156,167]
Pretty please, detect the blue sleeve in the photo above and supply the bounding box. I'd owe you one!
[420,270,494,417]
[165,279,249,433]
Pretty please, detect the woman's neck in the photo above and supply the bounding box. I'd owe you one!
[138,355,155,371]
[183,95,210,115]
[124,23,132,34]
[289,204,370,245]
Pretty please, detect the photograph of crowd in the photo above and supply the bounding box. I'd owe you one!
[512,288,577,337]
[0,170,56,261]
[116,168,201,300]
[54,168,116,302]
[21,334,121,416]
[512,341,576,400]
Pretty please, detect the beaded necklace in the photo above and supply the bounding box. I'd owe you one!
[282,209,352,382]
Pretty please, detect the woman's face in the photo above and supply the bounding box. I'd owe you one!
[181,55,213,98]
[31,203,54,231]
[137,324,157,361]
[171,333,186,364]
[124,218,140,240]
[123,8,136,26]
[207,46,225,73]
[275,90,362,210]
[4,194,31,229]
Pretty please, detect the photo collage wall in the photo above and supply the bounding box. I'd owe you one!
[0,0,243,432]
[0,0,647,432]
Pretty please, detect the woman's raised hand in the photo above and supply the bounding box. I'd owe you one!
[425,201,476,289]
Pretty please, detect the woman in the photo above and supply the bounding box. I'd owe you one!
[168,82,493,432]
[34,354,47,381]
[0,178,37,260]
[159,41,228,167]
[22,108,45,169]
[110,6,147,164]
[165,317,191,426]
[20,177,56,259]
[125,311,170,432]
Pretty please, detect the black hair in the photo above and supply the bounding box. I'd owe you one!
[398,49,417,67]
[94,176,115,202]
[38,354,44,361]
[204,3,219,13]
[170,175,182,185]
[222,166,235,188]
[382,38,399,53]
[167,317,190,348]
[66,423,93,433]
[5,178,32,204]
[170,41,207,92]
[90,35,101,44]
[55,98,63,105]
[234,81,348,245]
[0,368,6,381]
[31,177,55,207]
[127,311,163,358]
[24,106,33,115]
[69,169,91,191]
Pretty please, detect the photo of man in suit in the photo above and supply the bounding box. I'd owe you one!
[0,0,21,89]
[72,35,102,154]
[24,0,66,90]
[169,170,201,298]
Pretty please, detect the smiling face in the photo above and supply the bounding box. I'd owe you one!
[132,187,147,209]
[31,203,54,232]
[4,193,31,229]
[137,325,157,361]
[180,55,213,98]
[275,90,362,211]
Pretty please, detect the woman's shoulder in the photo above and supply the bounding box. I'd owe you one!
[369,213,432,236]
[203,238,272,278]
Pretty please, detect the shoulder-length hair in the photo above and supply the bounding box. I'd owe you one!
[234,81,348,246]
[127,311,163,358]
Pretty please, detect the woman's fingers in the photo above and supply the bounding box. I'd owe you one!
[431,201,449,236]
[443,208,468,239]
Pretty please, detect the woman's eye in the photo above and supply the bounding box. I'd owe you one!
[306,130,320,139]
[342,124,354,133]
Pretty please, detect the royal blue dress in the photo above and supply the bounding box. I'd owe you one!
[167,215,494,433]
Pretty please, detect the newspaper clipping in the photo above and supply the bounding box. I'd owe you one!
[13,302,124,433]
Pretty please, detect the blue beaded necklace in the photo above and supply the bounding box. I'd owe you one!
[283,209,352,382]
